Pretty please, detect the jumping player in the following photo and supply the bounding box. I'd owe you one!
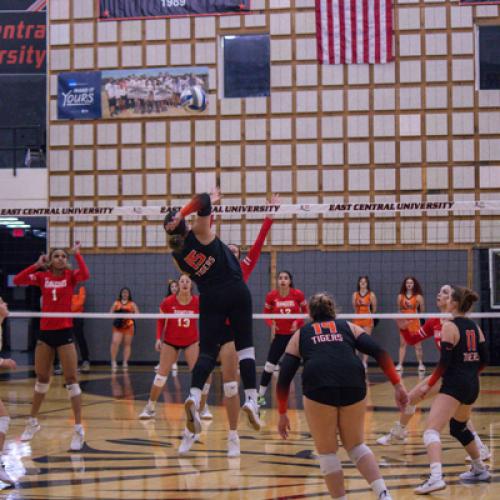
[414,285,490,494]
[377,284,490,460]
[163,189,261,437]
[0,297,17,484]
[14,243,89,451]
[258,270,307,406]
[352,276,377,369]
[397,276,425,372]
[277,292,407,500]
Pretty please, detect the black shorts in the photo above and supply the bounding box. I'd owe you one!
[219,324,233,347]
[440,382,479,406]
[38,329,74,348]
[304,386,366,407]
[163,340,198,351]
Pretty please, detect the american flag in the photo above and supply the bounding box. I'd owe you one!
[315,0,394,65]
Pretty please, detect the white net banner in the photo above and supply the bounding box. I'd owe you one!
[2,199,500,218]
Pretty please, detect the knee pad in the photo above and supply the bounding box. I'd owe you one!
[237,347,255,362]
[318,453,342,476]
[34,381,50,394]
[153,374,167,388]
[404,405,416,416]
[0,416,10,434]
[347,443,372,465]
[66,383,82,398]
[450,418,474,446]
[423,429,441,447]
[223,381,239,399]
[202,383,211,395]
[264,362,276,374]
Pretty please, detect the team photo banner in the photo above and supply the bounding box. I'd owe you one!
[0,12,46,74]
[1,200,500,218]
[99,0,250,20]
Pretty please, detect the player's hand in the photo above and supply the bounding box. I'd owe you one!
[271,320,276,336]
[394,383,409,411]
[71,241,81,254]
[416,383,430,400]
[210,187,221,205]
[35,253,48,269]
[0,358,17,370]
[267,193,281,218]
[290,320,298,333]
[155,339,162,352]
[0,298,8,320]
[278,413,291,439]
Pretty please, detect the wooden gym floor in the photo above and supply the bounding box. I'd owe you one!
[0,366,497,499]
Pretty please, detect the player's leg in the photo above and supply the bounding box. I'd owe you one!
[220,340,241,456]
[466,419,491,461]
[21,341,54,441]
[377,375,439,446]
[110,330,123,371]
[414,393,459,494]
[122,330,133,369]
[303,396,344,498]
[397,335,406,371]
[59,342,85,450]
[338,394,392,499]
[258,334,291,406]
[140,343,179,419]
[453,405,490,482]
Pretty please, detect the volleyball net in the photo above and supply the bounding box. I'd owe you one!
[1,199,500,362]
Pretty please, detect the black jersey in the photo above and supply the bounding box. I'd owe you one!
[173,231,242,293]
[298,319,365,393]
[441,317,482,390]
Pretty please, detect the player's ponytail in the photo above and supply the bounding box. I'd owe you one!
[450,285,479,314]
[309,292,336,322]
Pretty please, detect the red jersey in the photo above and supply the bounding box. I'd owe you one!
[264,288,308,335]
[400,317,443,350]
[13,253,90,331]
[157,294,199,347]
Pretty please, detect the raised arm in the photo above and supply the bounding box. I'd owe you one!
[13,254,47,287]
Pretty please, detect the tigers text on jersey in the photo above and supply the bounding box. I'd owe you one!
[173,231,242,293]
[264,288,307,335]
[157,294,199,347]
[13,254,89,331]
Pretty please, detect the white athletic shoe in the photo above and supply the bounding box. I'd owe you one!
[111,361,118,372]
[466,444,491,462]
[80,361,90,373]
[178,429,197,455]
[122,362,128,371]
[378,491,392,500]
[227,434,240,458]
[139,405,156,420]
[199,405,213,420]
[395,363,403,372]
[70,427,85,451]
[242,399,261,431]
[376,422,407,446]
[184,396,201,434]
[154,364,160,372]
[414,477,446,495]
[418,363,426,372]
[21,419,41,441]
[0,466,14,485]
[459,467,491,482]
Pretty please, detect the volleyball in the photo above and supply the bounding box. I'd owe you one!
[180,85,207,113]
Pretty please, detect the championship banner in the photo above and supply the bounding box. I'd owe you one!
[58,72,102,120]
[99,0,250,20]
[2,200,500,218]
[0,12,46,74]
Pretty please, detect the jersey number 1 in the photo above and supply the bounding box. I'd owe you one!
[52,289,57,301]
[312,321,337,334]
[465,329,477,352]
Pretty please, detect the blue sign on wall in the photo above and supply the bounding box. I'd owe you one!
[99,0,250,20]
[58,72,102,120]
